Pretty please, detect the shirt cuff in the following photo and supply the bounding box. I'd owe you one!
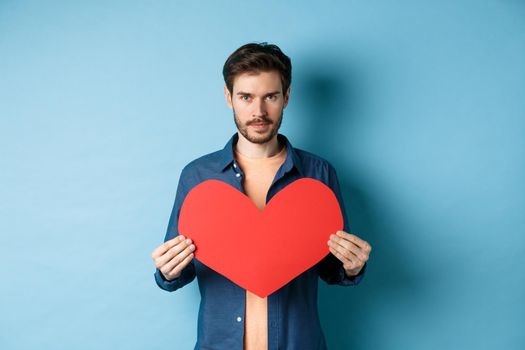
[154,268,183,292]
[339,262,367,286]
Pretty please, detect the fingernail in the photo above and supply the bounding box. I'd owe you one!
[186,238,192,244]
[179,235,185,240]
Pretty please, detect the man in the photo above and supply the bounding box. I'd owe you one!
[151,43,371,350]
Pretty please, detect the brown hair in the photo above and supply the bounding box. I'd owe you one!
[222,42,292,95]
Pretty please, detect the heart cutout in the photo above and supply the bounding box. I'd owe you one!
[178,178,343,297]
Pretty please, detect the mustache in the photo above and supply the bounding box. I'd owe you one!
[247,117,273,125]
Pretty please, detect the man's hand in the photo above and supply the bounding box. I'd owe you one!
[327,230,371,277]
[151,235,195,281]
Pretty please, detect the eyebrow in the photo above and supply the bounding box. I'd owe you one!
[236,91,281,96]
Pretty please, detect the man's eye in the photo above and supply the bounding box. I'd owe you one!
[266,95,277,101]
[240,95,250,101]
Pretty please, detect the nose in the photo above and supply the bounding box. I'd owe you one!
[252,98,267,118]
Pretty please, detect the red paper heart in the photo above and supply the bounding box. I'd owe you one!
[178,178,343,297]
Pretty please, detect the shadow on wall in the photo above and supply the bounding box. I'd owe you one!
[295,58,420,350]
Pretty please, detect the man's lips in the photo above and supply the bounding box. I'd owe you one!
[250,123,270,130]
[249,120,271,126]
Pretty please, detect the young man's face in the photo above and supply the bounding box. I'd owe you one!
[224,70,290,145]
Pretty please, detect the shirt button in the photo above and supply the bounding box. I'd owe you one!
[233,163,237,168]
[236,316,242,322]
[235,173,241,178]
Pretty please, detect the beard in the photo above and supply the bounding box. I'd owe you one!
[233,108,284,144]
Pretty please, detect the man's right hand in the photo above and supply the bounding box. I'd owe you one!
[151,235,196,281]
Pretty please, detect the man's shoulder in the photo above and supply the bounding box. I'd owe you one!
[180,148,224,177]
[293,146,337,174]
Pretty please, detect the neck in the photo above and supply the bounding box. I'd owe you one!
[235,132,281,158]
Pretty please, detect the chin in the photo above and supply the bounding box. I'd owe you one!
[249,137,271,144]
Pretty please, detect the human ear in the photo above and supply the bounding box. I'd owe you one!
[283,87,291,108]
[224,85,233,109]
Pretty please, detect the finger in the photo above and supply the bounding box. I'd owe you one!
[329,246,358,270]
[167,251,195,278]
[151,235,185,259]
[156,238,191,267]
[329,240,358,264]
[333,237,370,262]
[336,231,372,253]
[160,243,196,276]
[154,237,192,268]
[329,245,363,272]
[330,235,361,259]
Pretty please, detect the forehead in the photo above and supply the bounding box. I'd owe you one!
[232,70,283,93]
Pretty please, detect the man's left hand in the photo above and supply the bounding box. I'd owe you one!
[328,230,371,277]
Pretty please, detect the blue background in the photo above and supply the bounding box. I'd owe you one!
[1,1,524,349]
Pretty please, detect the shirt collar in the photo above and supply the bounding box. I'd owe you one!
[218,132,304,176]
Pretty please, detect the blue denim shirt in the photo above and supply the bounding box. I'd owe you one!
[154,133,367,350]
